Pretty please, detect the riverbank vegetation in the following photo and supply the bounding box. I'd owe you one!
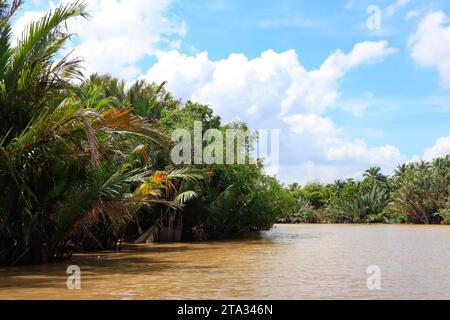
[0,1,449,266]
[0,1,288,265]
[282,160,450,225]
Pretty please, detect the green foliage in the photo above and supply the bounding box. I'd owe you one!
[387,161,449,224]
[437,205,450,225]
[0,1,295,265]
[197,164,293,234]
[1,1,449,267]
[327,184,390,223]
[295,183,332,209]
[0,1,205,265]
[283,158,449,225]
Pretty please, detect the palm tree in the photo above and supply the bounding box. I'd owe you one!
[363,166,386,184]
[127,80,179,121]
[0,0,91,265]
[85,73,127,103]
[133,167,206,243]
[432,156,450,172]
[0,0,88,138]
[387,166,449,224]
[394,164,408,179]
[0,1,168,265]
[328,181,390,224]
[332,179,346,193]
[415,160,431,171]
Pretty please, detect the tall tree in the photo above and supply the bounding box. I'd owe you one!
[363,166,386,184]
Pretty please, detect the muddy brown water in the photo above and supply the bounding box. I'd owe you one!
[1,224,450,300]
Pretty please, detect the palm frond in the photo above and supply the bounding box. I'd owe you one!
[5,1,87,87]
[101,167,150,200]
[167,167,206,183]
[94,108,166,145]
[174,190,198,205]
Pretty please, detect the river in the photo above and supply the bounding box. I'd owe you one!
[1,224,450,300]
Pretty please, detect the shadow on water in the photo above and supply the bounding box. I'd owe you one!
[0,244,221,290]
[0,227,313,289]
[0,231,284,292]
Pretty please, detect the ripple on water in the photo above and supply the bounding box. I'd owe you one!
[1,224,450,300]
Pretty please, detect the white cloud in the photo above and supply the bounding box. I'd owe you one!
[143,50,216,101]
[282,114,337,136]
[12,0,185,80]
[411,136,450,162]
[409,11,450,88]
[281,41,396,115]
[253,111,404,184]
[282,113,404,168]
[12,10,46,41]
[277,162,363,185]
[11,3,408,184]
[144,41,396,121]
[143,41,401,184]
[386,0,411,17]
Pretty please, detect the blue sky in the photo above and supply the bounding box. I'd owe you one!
[14,0,450,184]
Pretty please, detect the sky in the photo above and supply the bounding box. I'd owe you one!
[13,0,450,184]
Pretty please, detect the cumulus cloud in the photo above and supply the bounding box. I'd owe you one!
[12,10,46,41]
[282,114,337,136]
[11,2,409,184]
[282,113,404,168]
[423,136,450,160]
[144,41,396,121]
[411,136,450,162]
[275,113,405,184]
[12,0,185,79]
[277,162,364,185]
[409,11,450,88]
[142,41,403,184]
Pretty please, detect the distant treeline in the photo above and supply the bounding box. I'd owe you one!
[280,159,450,225]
